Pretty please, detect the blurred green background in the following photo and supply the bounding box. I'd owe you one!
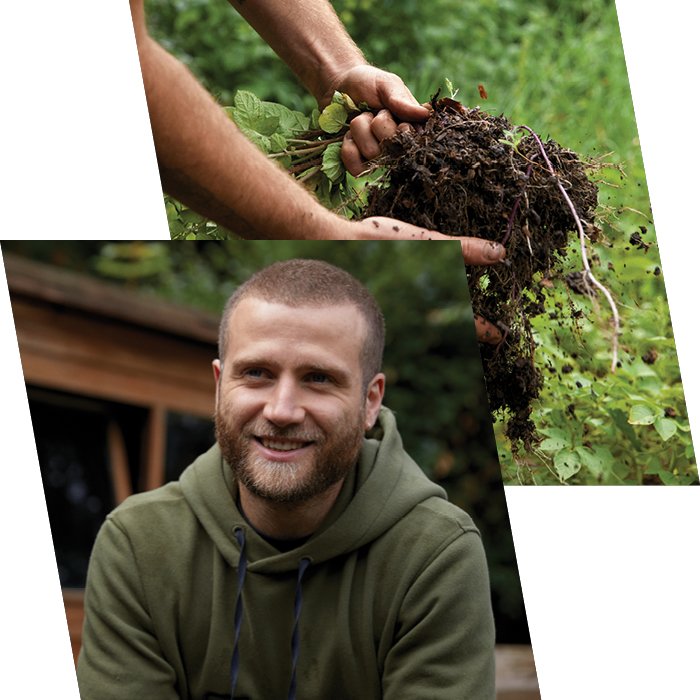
[141,0,695,484]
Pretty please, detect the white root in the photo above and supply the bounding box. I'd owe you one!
[518,125,621,372]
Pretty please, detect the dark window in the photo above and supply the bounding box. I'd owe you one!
[165,411,215,483]
[27,387,147,588]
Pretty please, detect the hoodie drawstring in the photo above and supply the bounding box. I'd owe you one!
[230,528,247,700]
[229,529,311,700]
[288,557,311,700]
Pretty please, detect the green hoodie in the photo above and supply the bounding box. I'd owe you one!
[77,408,496,699]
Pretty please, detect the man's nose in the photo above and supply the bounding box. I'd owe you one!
[262,377,305,426]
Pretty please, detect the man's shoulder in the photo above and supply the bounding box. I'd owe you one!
[107,480,190,532]
[376,495,481,560]
[106,443,222,532]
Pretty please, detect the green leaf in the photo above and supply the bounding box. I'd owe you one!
[539,436,570,452]
[574,445,613,479]
[658,470,681,486]
[318,103,349,133]
[538,425,582,451]
[321,143,345,183]
[627,362,659,379]
[539,427,570,441]
[254,115,281,137]
[653,417,678,441]
[229,91,280,137]
[628,404,659,425]
[238,126,271,153]
[262,101,310,134]
[233,90,264,123]
[331,91,360,112]
[310,108,321,130]
[644,456,662,474]
[269,132,288,153]
[554,450,581,481]
[607,409,642,450]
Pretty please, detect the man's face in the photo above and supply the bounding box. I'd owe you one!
[213,297,384,504]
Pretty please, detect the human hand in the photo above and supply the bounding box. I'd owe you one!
[346,217,505,344]
[327,65,429,175]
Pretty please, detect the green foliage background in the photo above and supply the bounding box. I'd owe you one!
[142,0,695,484]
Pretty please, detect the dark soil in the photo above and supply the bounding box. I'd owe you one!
[363,97,600,449]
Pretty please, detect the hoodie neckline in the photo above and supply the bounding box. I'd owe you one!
[180,407,446,575]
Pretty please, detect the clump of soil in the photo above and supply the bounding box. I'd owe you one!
[363,97,600,449]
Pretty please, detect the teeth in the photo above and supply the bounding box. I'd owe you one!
[261,439,305,451]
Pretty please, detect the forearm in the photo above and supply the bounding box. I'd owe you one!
[227,0,366,105]
[131,0,345,238]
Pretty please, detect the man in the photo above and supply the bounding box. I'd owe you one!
[77,258,496,699]
[130,1,507,277]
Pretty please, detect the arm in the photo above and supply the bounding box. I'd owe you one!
[227,0,426,114]
[77,518,179,699]
[131,0,340,239]
[227,0,430,174]
[382,530,497,700]
[130,2,503,245]
[130,0,504,340]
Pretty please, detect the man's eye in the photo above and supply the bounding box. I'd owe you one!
[308,372,330,383]
[244,368,265,379]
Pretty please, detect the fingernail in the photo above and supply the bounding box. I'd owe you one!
[484,241,505,261]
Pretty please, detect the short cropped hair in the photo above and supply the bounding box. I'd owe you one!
[218,259,385,386]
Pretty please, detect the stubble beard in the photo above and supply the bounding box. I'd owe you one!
[215,408,366,504]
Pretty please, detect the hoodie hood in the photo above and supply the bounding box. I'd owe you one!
[180,406,446,575]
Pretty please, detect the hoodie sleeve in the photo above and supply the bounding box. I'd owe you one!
[381,528,496,700]
[77,517,180,699]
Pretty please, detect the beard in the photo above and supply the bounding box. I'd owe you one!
[215,408,366,504]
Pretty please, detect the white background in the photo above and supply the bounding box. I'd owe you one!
[0,1,698,697]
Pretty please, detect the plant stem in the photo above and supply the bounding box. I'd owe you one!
[297,165,321,183]
[289,157,323,175]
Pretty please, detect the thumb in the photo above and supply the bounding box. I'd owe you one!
[377,77,430,123]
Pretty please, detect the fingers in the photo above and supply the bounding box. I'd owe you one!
[474,315,502,345]
[341,109,402,176]
[341,132,365,177]
[335,65,430,122]
[459,238,506,266]
[355,218,506,266]
[374,73,431,123]
[349,111,385,159]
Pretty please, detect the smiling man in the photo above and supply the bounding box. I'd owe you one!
[77,259,496,700]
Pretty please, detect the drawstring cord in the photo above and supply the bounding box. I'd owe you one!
[288,557,311,700]
[228,529,311,700]
[230,528,247,700]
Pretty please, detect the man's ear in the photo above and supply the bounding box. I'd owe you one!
[364,373,385,430]
[212,359,222,404]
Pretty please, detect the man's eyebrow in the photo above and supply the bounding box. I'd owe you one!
[299,362,352,381]
[227,356,352,381]
[226,356,277,372]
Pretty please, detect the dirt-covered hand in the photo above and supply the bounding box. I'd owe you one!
[328,65,429,174]
[348,216,504,344]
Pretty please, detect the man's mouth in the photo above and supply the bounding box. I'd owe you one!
[256,437,312,452]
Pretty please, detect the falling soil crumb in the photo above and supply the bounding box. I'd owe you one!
[642,349,658,365]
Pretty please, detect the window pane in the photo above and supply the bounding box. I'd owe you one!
[28,387,148,588]
[164,411,215,483]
